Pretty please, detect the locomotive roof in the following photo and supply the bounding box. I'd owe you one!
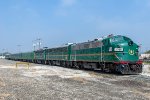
[73,35,130,45]
[10,35,133,54]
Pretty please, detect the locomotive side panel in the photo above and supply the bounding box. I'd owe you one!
[46,46,68,61]
[21,52,34,61]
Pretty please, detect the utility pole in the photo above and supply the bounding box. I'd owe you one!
[139,44,142,55]
[32,40,36,51]
[33,44,36,51]
[36,38,42,50]
[32,38,42,51]
[2,49,5,57]
[17,45,22,53]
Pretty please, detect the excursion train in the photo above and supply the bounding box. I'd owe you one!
[6,35,142,74]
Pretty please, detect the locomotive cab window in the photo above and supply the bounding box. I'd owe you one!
[110,36,124,43]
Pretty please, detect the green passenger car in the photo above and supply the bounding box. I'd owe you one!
[21,52,34,61]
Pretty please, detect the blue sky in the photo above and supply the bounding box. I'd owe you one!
[0,0,150,53]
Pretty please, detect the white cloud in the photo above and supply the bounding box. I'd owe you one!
[25,8,39,17]
[10,4,39,19]
[134,0,150,8]
[61,0,76,7]
[55,9,68,16]
[54,0,76,16]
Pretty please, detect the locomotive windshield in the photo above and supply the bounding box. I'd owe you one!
[110,36,124,43]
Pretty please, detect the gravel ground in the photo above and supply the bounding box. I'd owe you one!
[0,59,150,100]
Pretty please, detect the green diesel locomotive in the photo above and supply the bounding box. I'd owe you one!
[6,35,142,74]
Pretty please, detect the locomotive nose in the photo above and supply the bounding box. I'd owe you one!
[114,41,139,62]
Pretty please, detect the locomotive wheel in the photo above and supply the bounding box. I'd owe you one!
[73,62,79,69]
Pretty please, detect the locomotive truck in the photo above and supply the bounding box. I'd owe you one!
[6,35,142,74]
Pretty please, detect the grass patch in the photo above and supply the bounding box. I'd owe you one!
[143,62,150,65]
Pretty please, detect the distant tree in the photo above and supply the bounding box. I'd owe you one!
[0,52,11,56]
[145,50,150,54]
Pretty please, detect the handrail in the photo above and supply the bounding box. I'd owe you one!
[16,62,30,69]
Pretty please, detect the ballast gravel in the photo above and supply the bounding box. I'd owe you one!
[0,59,150,100]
